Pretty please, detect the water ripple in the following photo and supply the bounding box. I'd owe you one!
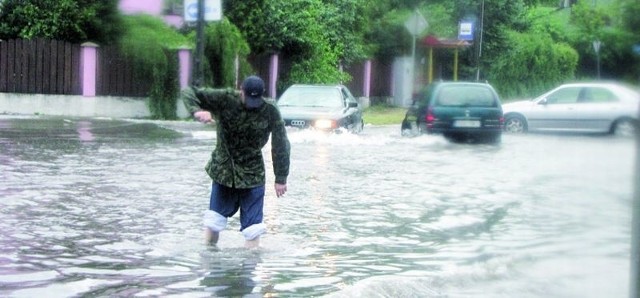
[0,119,633,297]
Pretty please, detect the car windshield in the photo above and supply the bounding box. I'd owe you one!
[436,86,497,107]
[278,87,343,108]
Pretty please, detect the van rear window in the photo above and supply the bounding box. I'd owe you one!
[436,86,497,107]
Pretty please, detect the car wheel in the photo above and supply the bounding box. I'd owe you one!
[504,115,526,133]
[354,119,364,134]
[444,132,464,143]
[612,118,636,137]
[401,119,417,136]
[486,133,502,144]
[401,120,421,137]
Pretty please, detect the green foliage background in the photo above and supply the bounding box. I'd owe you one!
[120,15,190,119]
[223,0,370,89]
[490,31,578,98]
[200,19,252,88]
[0,0,639,117]
[0,0,123,44]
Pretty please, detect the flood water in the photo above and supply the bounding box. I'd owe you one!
[0,116,635,297]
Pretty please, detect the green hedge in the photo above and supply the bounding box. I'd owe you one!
[489,30,578,99]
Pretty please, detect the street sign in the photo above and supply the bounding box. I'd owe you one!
[184,0,222,22]
[458,21,474,41]
[404,9,428,96]
[404,10,428,37]
[592,40,602,53]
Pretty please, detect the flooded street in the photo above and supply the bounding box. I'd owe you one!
[0,116,634,297]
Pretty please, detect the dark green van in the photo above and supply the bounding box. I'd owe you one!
[401,82,504,143]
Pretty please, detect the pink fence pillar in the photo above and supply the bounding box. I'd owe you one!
[269,54,279,99]
[178,47,192,89]
[80,42,98,97]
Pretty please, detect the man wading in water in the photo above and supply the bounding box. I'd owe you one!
[181,75,291,248]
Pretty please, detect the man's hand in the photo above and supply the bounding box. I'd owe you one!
[275,183,287,197]
[194,110,212,123]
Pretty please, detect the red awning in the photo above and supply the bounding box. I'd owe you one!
[421,35,471,49]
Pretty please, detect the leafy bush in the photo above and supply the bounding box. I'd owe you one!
[201,19,252,88]
[120,15,190,119]
[224,0,364,89]
[489,30,578,98]
[0,0,123,44]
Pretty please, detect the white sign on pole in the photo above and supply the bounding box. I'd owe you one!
[184,0,222,22]
[403,9,428,94]
[458,21,474,41]
[404,10,428,37]
[593,40,602,53]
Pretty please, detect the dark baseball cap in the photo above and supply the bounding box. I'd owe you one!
[241,75,265,108]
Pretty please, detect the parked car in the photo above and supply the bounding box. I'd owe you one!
[277,84,364,133]
[401,81,504,143]
[502,82,640,136]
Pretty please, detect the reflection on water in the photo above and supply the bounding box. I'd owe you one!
[0,116,634,297]
[200,250,266,296]
[76,120,94,142]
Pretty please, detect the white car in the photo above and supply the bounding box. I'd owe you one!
[502,82,640,136]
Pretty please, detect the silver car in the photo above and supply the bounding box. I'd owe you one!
[502,82,640,136]
[277,84,364,133]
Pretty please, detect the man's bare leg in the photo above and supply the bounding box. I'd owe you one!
[205,228,219,245]
[245,237,260,249]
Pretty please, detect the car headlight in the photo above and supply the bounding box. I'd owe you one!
[314,119,335,130]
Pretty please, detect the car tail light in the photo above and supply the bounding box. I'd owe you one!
[425,107,435,124]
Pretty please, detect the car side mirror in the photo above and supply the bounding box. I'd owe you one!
[538,98,548,105]
[348,102,358,108]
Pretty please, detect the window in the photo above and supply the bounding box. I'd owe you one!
[545,87,580,104]
[580,87,617,103]
[437,86,496,107]
[278,87,342,108]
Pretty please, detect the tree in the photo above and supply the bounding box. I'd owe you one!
[491,30,578,98]
[0,0,123,44]
[201,19,252,88]
[568,1,635,80]
[367,2,458,60]
[364,0,529,80]
[223,0,373,87]
[617,0,640,81]
[119,15,190,119]
[458,0,528,81]
[319,0,373,65]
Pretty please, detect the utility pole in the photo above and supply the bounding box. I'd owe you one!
[593,40,601,80]
[403,9,427,97]
[630,42,640,298]
[193,0,205,87]
[633,124,640,298]
[475,0,485,82]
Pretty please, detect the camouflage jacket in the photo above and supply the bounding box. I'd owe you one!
[181,87,290,188]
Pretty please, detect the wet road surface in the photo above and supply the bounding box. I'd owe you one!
[0,116,634,297]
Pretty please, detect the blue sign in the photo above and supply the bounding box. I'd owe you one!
[184,0,222,22]
[186,3,198,20]
[458,20,474,41]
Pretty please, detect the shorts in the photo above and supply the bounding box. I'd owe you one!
[209,182,265,231]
